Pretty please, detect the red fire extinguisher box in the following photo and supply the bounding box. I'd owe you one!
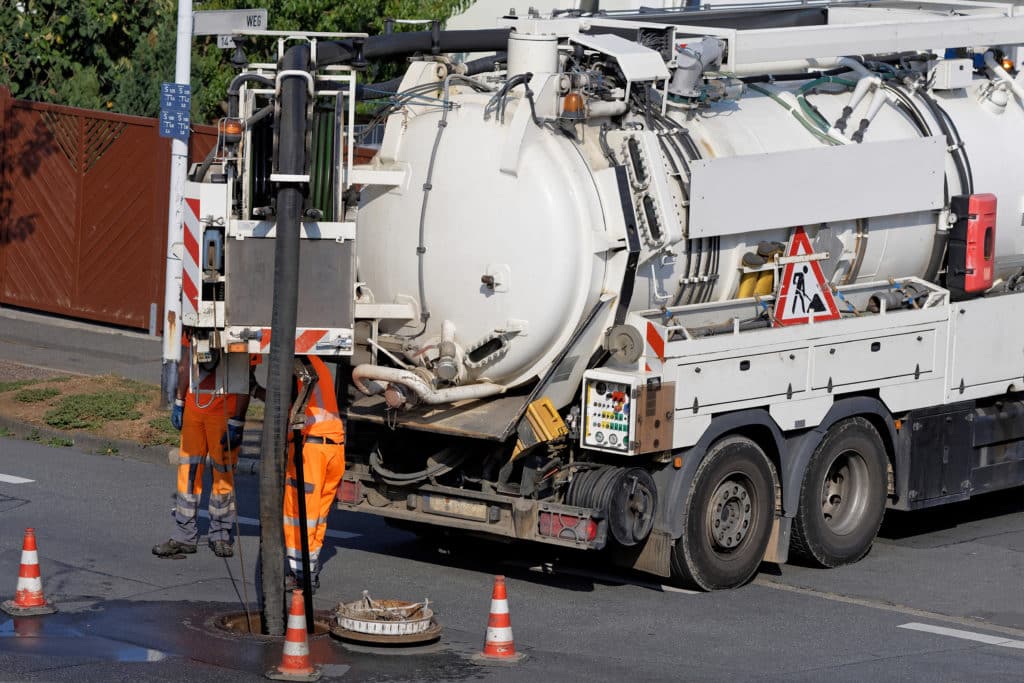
[948,193,997,300]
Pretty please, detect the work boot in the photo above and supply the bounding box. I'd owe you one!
[152,539,197,557]
[209,540,233,558]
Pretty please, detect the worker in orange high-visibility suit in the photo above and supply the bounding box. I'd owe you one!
[283,356,345,592]
[153,334,250,559]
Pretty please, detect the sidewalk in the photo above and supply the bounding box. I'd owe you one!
[0,306,264,468]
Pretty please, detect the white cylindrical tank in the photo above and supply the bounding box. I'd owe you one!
[357,95,607,387]
[357,57,1024,395]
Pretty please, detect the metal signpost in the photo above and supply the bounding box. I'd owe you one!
[161,5,268,405]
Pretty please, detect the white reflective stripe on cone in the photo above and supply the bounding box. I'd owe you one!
[489,599,509,614]
[16,577,42,592]
[282,639,310,656]
[486,627,514,642]
[20,550,38,564]
[287,613,307,631]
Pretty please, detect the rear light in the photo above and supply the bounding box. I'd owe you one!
[538,512,597,542]
[338,479,362,504]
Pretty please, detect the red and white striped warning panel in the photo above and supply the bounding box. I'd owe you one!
[225,327,353,356]
[644,321,666,374]
[773,227,840,327]
[181,194,202,325]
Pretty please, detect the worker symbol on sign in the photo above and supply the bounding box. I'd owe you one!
[773,227,841,327]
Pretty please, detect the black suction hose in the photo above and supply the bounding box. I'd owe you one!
[318,28,511,67]
[259,43,309,637]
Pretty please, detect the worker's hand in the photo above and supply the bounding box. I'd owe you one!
[222,418,245,451]
[170,400,184,431]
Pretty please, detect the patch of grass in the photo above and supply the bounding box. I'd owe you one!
[247,402,265,421]
[26,428,41,442]
[0,426,12,437]
[0,379,35,393]
[46,437,74,448]
[145,416,179,446]
[98,443,119,455]
[43,391,144,430]
[15,387,60,403]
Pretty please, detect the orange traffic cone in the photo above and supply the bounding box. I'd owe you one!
[474,575,526,663]
[2,528,57,617]
[266,589,321,681]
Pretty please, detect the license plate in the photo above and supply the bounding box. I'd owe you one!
[424,495,488,521]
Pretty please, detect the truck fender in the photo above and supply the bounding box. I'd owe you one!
[653,408,786,540]
[778,396,897,517]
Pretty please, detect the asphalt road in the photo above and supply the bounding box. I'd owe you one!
[0,307,161,384]
[0,439,1022,681]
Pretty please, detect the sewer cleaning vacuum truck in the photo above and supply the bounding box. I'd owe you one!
[174,1,1024,589]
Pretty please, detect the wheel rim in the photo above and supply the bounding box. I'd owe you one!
[820,448,869,536]
[706,475,754,552]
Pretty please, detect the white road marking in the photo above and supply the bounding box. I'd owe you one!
[899,622,1024,650]
[197,510,360,539]
[0,473,34,484]
[756,579,1024,641]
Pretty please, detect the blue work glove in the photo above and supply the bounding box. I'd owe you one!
[170,400,184,431]
[222,418,245,450]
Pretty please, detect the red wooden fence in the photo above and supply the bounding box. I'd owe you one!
[0,86,216,332]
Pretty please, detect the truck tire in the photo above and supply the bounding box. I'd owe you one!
[670,436,775,590]
[790,417,888,568]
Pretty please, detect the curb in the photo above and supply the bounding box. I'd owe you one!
[0,415,171,468]
[0,416,263,474]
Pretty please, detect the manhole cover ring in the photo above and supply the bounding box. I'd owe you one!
[330,619,443,646]
[207,611,333,640]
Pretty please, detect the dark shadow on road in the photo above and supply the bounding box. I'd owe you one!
[878,486,1024,540]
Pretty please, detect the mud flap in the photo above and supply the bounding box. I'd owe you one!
[762,516,792,564]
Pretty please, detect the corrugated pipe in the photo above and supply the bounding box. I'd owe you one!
[258,43,309,637]
[352,364,506,405]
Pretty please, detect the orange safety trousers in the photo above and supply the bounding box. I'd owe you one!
[173,399,239,544]
[283,439,345,576]
[283,355,345,576]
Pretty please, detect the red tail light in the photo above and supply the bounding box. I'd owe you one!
[538,512,597,542]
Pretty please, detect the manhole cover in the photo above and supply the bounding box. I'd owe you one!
[330,592,442,646]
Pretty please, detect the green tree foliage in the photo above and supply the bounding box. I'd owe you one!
[0,1,178,112]
[1,0,472,123]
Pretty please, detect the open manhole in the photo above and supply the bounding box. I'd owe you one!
[211,611,333,640]
[330,592,442,647]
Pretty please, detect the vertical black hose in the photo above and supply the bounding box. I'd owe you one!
[259,43,309,637]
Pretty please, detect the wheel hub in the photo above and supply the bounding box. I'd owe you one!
[820,449,869,535]
[708,479,752,550]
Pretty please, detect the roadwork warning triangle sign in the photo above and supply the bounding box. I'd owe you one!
[773,227,841,327]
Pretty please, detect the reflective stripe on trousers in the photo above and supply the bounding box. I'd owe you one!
[172,406,239,544]
[283,441,345,576]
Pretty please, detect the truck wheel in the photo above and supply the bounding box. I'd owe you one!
[790,417,888,567]
[670,436,775,590]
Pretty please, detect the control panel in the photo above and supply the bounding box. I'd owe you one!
[582,371,636,454]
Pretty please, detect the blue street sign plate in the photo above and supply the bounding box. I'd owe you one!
[159,82,191,141]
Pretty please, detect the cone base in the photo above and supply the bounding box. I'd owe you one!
[265,666,321,682]
[1,600,57,617]
[472,651,527,665]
